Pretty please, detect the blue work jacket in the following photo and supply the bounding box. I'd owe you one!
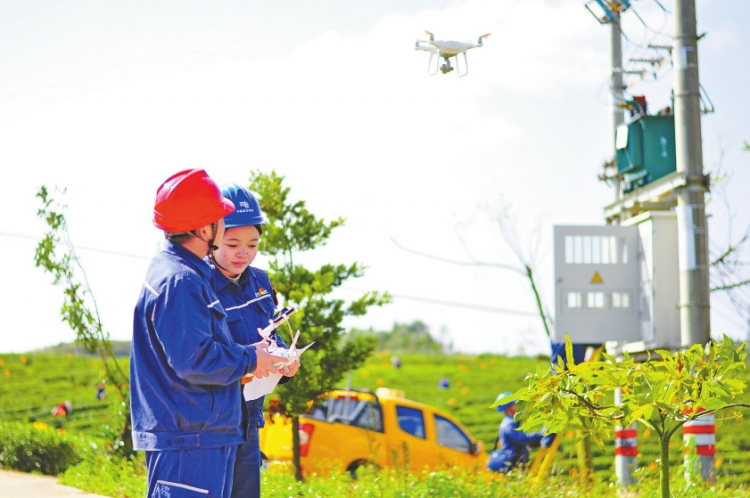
[487,415,544,473]
[211,264,287,430]
[130,241,258,451]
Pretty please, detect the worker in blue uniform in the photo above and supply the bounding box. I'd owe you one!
[131,169,288,498]
[487,392,549,473]
[210,183,300,498]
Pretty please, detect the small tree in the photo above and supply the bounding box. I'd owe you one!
[34,186,132,456]
[248,171,390,480]
[509,334,749,498]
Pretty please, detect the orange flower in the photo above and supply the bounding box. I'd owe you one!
[447,398,456,406]
[376,379,385,386]
[4,369,10,377]
[460,387,469,395]
[362,370,370,377]
[20,356,27,364]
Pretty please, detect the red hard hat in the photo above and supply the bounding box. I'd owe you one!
[153,169,235,232]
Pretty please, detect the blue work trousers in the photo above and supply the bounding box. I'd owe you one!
[146,446,237,498]
[231,425,261,498]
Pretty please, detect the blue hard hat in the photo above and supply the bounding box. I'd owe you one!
[221,183,269,230]
[494,392,515,413]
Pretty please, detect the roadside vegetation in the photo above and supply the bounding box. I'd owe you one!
[2,344,750,496]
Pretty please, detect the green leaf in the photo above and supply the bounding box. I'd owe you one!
[697,397,727,412]
[629,403,654,424]
[565,334,575,369]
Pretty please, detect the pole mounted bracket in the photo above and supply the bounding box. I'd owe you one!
[585,0,632,24]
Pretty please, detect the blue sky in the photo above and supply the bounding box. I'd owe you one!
[1,0,748,355]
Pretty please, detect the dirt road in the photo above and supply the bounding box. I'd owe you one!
[0,469,109,497]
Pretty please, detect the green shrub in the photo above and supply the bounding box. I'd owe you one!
[0,421,87,475]
[59,453,147,498]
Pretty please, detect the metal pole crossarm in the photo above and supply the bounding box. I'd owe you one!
[629,58,666,64]
[603,171,687,221]
[648,44,673,51]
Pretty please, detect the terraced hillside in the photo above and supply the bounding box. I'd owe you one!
[2,349,750,486]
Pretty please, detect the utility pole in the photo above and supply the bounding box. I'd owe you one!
[609,13,624,211]
[673,0,710,347]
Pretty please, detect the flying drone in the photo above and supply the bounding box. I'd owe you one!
[414,30,491,77]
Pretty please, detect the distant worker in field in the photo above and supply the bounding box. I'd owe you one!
[209,183,299,498]
[130,169,287,498]
[96,380,106,400]
[487,392,547,473]
[52,400,72,418]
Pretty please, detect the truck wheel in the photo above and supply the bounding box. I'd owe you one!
[347,459,376,480]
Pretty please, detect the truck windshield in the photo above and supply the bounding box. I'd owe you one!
[321,398,384,433]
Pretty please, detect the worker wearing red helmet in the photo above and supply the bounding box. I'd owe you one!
[130,169,287,498]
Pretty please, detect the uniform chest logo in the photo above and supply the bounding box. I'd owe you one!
[256,288,268,298]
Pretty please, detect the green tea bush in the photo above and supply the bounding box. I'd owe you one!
[0,421,87,475]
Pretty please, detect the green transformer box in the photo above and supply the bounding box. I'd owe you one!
[615,114,676,191]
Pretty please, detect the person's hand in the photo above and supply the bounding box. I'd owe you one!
[282,357,300,377]
[252,342,287,378]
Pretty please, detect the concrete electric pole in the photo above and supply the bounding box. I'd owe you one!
[610,14,624,209]
[673,0,711,347]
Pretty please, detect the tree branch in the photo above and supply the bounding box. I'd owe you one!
[560,388,620,418]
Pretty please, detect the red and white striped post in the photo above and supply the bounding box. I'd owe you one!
[615,423,638,485]
[683,409,716,483]
[614,388,637,486]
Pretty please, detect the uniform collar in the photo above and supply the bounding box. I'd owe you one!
[208,259,249,293]
[163,240,212,279]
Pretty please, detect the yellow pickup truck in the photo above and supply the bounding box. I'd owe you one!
[259,388,487,476]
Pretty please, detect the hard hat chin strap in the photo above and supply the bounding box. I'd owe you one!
[207,221,220,252]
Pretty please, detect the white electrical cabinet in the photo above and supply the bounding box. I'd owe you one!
[553,225,641,344]
[554,212,681,350]
[620,211,681,351]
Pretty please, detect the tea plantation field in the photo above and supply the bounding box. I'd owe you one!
[0,353,115,436]
[3,349,750,487]
[348,350,750,486]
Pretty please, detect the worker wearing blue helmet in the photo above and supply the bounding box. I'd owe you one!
[209,183,300,498]
[487,392,549,473]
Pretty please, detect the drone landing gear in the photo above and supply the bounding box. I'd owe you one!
[451,52,469,78]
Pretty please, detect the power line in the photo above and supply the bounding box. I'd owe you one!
[0,231,151,260]
[340,286,539,317]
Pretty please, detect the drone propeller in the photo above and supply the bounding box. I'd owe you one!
[478,33,491,45]
[424,30,434,41]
